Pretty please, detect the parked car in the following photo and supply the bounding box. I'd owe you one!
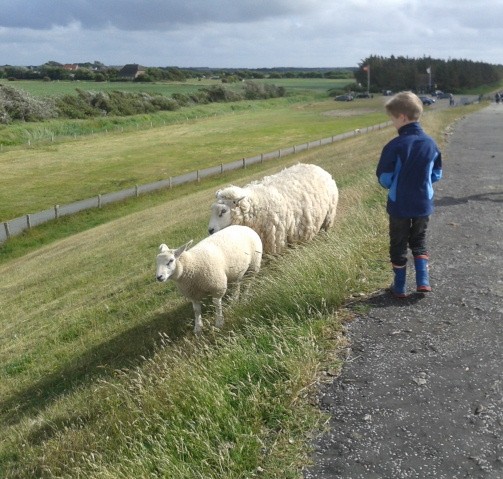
[419,96,435,105]
[436,92,452,99]
[355,92,372,98]
[334,94,354,101]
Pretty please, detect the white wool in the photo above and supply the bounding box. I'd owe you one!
[208,163,338,254]
[156,225,262,334]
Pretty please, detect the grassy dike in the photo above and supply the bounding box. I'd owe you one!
[0,104,482,478]
[0,95,385,221]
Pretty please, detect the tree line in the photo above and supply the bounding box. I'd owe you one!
[353,55,503,93]
[0,61,354,83]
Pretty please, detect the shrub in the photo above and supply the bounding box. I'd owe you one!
[202,85,244,103]
[242,81,285,100]
[0,84,57,123]
[54,89,183,118]
[55,90,102,119]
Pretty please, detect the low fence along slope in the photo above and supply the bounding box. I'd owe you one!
[1,122,391,243]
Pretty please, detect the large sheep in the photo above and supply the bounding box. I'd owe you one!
[208,163,338,254]
[156,225,262,334]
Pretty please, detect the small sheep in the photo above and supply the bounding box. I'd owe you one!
[156,225,262,334]
[208,163,338,254]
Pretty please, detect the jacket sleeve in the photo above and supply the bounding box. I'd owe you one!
[431,149,442,183]
[376,143,396,190]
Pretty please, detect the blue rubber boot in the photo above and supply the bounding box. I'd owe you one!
[414,255,432,292]
[390,264,407,298]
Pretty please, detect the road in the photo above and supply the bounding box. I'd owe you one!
[305,103,503,478]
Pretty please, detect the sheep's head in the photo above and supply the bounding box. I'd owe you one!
[156,241,192,282]
[208,202,233,235]
[209,186,249,234]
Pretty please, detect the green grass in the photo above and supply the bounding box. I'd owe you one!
[0,102,484,478]
[0,95,387,221]
[0,160,389,478]
[0,78,223,97]
[1,78,349,98]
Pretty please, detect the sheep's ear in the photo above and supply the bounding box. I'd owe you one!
[174,240,193,258]
[159,244,169,253]
[215,189,222,198]
[234,196,246,206]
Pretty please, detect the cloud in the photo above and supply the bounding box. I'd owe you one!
[0,0,319,30]
[0,0,502,67]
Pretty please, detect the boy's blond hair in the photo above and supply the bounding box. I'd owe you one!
[385,91,423,121]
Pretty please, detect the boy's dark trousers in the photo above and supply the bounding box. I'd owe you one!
[389,215,429,266]
[388,215,432,295]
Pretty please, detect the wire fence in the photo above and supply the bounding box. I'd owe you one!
[1,121,392,244]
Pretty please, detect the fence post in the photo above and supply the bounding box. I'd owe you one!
[197,170,200,182]
[26,214,32,230]
[260,153,264,163]
[169,177,172,189]
[3,222,10,239]
[98,194,102,208]
[220,164,223,174]
[135,185,139,197]
[242,158,246,169]
[54,204,59,219]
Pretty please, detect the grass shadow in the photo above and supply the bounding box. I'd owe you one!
[0,302,195,427]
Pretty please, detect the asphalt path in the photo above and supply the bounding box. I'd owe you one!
[305,103,503,479]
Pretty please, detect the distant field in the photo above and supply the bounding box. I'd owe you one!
[2,77,350,98]
[2,79,224,97]
[0,92,387,221]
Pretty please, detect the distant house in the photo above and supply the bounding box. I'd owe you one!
[117,64,146,80]
[63,64,79,71]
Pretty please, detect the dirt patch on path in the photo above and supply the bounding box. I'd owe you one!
[305,104,503,478]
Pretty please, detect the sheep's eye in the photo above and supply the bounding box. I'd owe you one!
[219,208,228,217]
[167,259,174,266]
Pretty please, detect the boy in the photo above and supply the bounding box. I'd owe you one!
[376,91,442,297]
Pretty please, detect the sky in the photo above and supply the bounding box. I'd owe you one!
[1,0,502,69]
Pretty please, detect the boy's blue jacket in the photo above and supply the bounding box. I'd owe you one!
[376,122,442,217]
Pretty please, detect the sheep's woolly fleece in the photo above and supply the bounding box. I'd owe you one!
[210,163,338,254]
[156,225,262,333]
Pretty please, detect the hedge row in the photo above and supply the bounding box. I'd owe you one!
[0,82,286,123]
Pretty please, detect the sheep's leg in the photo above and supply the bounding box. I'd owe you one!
[192,301,203,335]
[230,281,241,301]
[213,297,224,329]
